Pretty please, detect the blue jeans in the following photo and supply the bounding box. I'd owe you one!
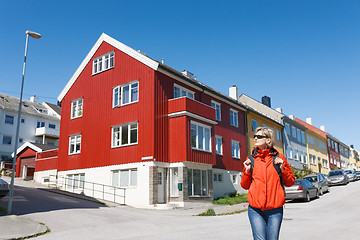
[248,205,283,240]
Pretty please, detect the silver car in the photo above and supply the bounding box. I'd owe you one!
[327,169,349,186]
[285,179,318,202]
[0,178,9,198]
[303,173,329,195]
[344,170,356,182]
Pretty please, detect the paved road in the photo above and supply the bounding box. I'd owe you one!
[1,177,360,239]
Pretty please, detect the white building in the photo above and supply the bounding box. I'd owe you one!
[0,93,61,160]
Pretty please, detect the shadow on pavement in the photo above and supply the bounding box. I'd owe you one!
[0,184,107,216]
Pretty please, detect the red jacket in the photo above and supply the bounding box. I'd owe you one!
[241,147,295,211]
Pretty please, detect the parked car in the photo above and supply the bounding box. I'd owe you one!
[355,171,360,181]
[285,179,318,202]
[344,170,356,182]
[327,169,349,186]
[303,173,329,195]
[0,178,9,198]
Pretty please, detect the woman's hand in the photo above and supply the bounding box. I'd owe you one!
[243,159,251,174]
[274,157,285,171]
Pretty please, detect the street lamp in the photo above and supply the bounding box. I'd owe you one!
[7,30,41,215]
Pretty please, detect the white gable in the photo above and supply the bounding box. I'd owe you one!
[58,33,159,101]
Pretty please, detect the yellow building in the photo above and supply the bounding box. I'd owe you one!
[304,129,330,174]
[350,147,360,170]
[245,110,284,155]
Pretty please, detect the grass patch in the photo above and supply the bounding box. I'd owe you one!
[218,208,248,216]
[213,193,248,205]
[197,208,216,216]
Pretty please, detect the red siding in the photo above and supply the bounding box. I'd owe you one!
[58,42,156,171]
[36,149,58,172]
[16,148,37,177]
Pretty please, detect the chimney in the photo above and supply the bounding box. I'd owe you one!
[289,115,295,120]
[30,95,39,104]
[261,96,271,108]
[276,108,283,113]
[161,58,164,64]
[320,125,326,132]
[306,118,312,125]
[350,144,354,149]
[229,85,239,100]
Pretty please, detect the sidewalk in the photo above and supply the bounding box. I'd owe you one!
[0,176,248,239]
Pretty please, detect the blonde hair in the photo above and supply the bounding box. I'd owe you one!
[255,127,275,148]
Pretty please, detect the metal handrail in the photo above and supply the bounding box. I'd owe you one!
[48,174,126,204]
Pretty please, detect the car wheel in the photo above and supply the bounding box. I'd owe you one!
[305,192,310,202]
[316,190,320,198]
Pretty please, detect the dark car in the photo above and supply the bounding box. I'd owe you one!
[285,179,318,202]
[303,173,329,195]
[0,178,9,197]
[327,169,349,186]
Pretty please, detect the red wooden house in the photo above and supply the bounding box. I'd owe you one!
[52,33,247,207]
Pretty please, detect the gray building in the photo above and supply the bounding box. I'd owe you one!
[0,93,61,160]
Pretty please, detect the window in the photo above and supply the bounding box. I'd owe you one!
[287,148,293,159]
[71,98,83,119]
[69,135,81,154]
[188,169,208,196]
[215,136,223,155]
[113,81,139,107]
[112,169,137,187]
[232,174,238,184]
[49,124,56,129]
[292,126,296,138]
[297,129,301,142]
[310,137,314,145]
[231,140,240,159]
[328,139,331,147]
[285,123,290,135]
[5,115,14,124]
[93,51,114,74]
[37,121,45,128]
[276,130,281,141]
[21,118,25,123]
[335,143,338,153]
[171,168,178,197]
[213,173,223,182]
[211,101,221,121]
[316,139,319,148]
[112,122,138,147]
[191,122,211,152]
[252,120,258,131]
[174,84,194,100]
[19,138,23,143]
[67,173,85,189]
[294,150,298,160]
[2,136,12,145]
[230,109,238,127]
[301,131,306,144]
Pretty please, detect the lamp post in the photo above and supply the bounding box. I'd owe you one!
[7,30,41,215]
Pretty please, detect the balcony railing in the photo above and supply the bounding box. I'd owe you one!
[35,127,60,138]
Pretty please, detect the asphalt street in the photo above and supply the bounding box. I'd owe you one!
[1,177,359,239]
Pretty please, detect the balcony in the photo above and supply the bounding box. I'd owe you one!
[168,97,216,124]
[35,127,60,138]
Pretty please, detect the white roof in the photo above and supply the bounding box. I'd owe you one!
[58,33,159,102]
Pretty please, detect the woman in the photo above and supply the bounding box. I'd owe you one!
[241,127,295,240]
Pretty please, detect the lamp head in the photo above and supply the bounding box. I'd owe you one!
[26,30,41,39]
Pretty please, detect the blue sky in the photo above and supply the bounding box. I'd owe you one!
[1,0,359,149]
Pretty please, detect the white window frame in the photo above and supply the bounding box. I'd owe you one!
[71,98,83,119]
[93,51,114,75]
[69,134,81,155]
[111,122,138,148]
[213,173,223,182]
[67,173,85,190]
[188,169,208,197]
[112,169,137,188]
[113,80,139,107]
[215,136,223,155]
[231,140,240,159]
[190,121,212,152]
[211,100,221,121]
[230,109,238,127]
[174,84,194,100]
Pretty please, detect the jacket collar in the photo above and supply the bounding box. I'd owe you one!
[252,147,278,157]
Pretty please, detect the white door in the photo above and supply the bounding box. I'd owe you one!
[22,165,27,180]
[157,168,165,203]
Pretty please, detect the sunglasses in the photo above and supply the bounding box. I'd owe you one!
[254,135,267,139]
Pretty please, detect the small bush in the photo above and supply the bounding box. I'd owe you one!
[198,208,216,216]
[213,193,248,205]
